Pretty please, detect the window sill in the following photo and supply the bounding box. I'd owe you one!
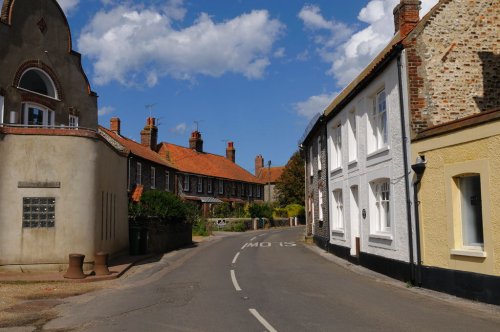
[330,167,342,176]
[450,248,487,258]
[331,229,345,236]
[347,160,357,167]
[367,146,390,159]
[369,233,393,241]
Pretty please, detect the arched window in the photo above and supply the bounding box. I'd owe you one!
[18,68,57,99]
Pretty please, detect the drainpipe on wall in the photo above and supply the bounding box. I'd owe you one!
[397,53,416,284]
[411,156,426,286]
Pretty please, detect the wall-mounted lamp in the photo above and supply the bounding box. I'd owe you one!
[411,155,426,182]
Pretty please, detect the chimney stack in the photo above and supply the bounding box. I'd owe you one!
[110,117,121,135]
[140,117,158,150]
[393,0,421,37]
[189,131,203,153]
[255,155,264,176]
[226,141,236,163]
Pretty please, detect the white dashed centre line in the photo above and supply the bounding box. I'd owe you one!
[230,269,242,291]
[249,308,278,332]
[232,252,240,264]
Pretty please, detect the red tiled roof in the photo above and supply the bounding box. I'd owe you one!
[99,126,176,169]
[257,166,285,184]
[158,142,264,184]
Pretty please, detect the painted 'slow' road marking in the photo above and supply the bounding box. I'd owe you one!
[249,309,277,332]
[232,252,240,264]
[230,270,242,291]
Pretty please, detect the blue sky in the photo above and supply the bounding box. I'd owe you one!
[58,0,438,173]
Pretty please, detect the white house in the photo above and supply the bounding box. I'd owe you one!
[323,0,420,281]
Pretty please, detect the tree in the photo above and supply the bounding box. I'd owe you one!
[275,151,305,207]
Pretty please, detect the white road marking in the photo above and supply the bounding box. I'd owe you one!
[249,309,278,332]
[230,270,242,291]
[232,252,240,264]
[250,236,257,241]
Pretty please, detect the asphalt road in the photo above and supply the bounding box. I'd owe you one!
[44,227,500,331]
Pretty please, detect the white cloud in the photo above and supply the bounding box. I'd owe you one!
[295,0,438,117]
[57,0,79,13]
[171,123,187,135]
[98,106,115,117]
[294,92,338,119]
[163,0,187,21]
[274,48,285,58]
[299,0,439,87]
[78,4,284,86]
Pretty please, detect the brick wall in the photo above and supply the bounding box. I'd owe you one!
[406,0,500,135]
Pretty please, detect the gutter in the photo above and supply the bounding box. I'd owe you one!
[397,53,415,284]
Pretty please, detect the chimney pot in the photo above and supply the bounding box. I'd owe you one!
[110,117,121,135]
[140,117,158,150]
[189,131,203,152]
[226,141,235,163]
[393,0,421,37]
[255,155,264,176]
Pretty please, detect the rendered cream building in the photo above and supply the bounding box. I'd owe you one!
[0,0,128,271]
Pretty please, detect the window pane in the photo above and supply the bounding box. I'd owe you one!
[460,175,483,246]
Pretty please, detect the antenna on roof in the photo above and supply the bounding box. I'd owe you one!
[145,103,157,118]
[156,116,164,127]
[193,120,204,132]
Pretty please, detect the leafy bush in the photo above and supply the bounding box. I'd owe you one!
[248,203,273,219]
[129,190,190,223]
[286,204,305,218]
[211,202,231,218]
[192,216,210,236]
[231,221,247,232]
[273,207,288,218]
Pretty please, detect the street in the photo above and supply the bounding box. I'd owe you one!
[44,227,500,331]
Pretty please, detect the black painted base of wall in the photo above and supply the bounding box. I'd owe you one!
[420,265,500,305]
[359,252,411,282]
[312,236,411,281]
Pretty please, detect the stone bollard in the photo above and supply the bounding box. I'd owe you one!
[63,253,86,279]
[253,218,257,230]
[93,252,111,276]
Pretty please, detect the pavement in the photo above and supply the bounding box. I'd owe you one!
[0,235,218,283]
[0,253,159,283]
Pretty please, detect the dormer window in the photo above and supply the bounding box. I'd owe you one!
[18,68,58,99]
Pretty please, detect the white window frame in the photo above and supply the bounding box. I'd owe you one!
[69,114,79,128]
[22,103,55,127]
[370,179,391,234]
[317,137,322,171]
[18,68,58,99]
[348,109,357,162]
[457,174,484,248]
[331,123,342,170]
[218,179,224,194]
[0,95,4,125]
[150,167,156,189]
[136,162,142,185]
[309,146,314,176]
[183,175,190,192]
[318,190,324,221]
[332,189,343,230]
[369,89,388,153]
[197,177,203,193]
[207,179,213,193]
[165,171,170,191]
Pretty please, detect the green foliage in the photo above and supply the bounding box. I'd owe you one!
[273,207,288,218]
[230,221,246,232]
[275,151,305,207]
[192,216,210,236]
[211,203,231,218]
[129,190,191,223]
[248,203,273,219]
[286,204,305,218]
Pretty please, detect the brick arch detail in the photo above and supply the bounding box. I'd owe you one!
[14,60,65,101]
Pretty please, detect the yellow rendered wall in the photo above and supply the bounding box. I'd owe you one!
[412,121,500,276]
